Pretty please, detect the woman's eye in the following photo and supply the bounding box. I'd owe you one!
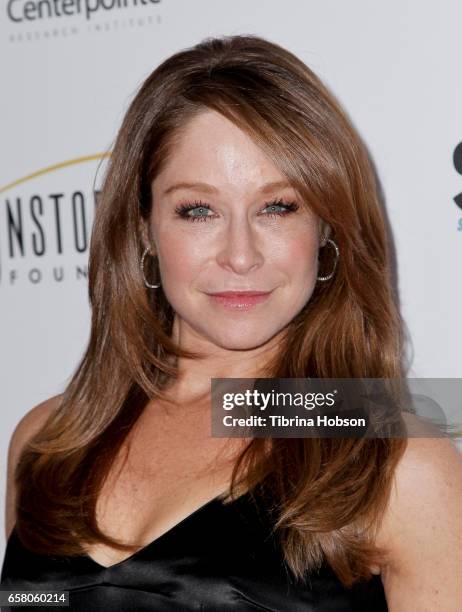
[184,206,212,220]
[174,198,299,223]
[174,201,214,222]
[261,200,299,217]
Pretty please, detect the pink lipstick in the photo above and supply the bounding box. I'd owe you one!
[206,290,273,310]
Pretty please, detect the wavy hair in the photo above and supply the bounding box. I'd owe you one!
[15,34,410,587]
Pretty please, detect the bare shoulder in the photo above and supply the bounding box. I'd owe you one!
[7,395,62,469]
[376,434,462,552]
[4,394,63,539]
[375,435,462,610]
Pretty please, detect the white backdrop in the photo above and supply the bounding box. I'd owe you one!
[1,0,461,557]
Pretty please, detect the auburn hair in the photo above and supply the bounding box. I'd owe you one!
[15,34,410,587]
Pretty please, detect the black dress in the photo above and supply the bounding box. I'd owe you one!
[1,490,387,611]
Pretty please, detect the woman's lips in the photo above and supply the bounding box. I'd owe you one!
[206,290,273,310]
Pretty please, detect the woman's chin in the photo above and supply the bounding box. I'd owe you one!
[207,330,279,352]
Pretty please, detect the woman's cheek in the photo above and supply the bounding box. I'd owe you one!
[158,233,205,286]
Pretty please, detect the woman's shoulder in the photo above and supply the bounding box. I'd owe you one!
[8,394,62,455]
[377,432,462,550]
[373,432,462,606]
[5,394,63,538]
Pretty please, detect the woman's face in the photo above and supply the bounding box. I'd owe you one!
[147,109,326,352]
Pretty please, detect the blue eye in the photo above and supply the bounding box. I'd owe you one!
[261,199,299,217]
[174,200,214,222]
[174,197,299,222]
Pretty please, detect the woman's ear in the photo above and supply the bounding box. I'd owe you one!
[319,222,332,246]
[139,219,156,254]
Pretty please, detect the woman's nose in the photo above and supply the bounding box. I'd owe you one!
[216,217,264,275]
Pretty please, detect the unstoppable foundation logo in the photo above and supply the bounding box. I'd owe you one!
[211,378,462,439]
[0,154,107,288]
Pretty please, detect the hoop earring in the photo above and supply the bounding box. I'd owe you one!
[316,237,339,282]
[140,246,161,289]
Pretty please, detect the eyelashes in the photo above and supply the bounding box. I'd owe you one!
[174,197,300,223]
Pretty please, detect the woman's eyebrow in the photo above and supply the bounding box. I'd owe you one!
[162,180,293,196]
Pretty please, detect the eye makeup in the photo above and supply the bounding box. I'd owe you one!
[174,197,300,223]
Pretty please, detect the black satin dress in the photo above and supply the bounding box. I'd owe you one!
[1,490,387,611]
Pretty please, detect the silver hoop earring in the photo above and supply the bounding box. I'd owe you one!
[140,246,161,289]
[317,237,339,282]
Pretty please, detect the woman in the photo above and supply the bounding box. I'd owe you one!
[2,34,462,611]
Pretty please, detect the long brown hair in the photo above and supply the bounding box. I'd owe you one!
[15,34,409,587]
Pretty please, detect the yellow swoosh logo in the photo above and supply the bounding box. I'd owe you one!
[0,153,111,194]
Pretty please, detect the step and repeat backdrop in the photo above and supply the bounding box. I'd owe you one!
[1,1,461,553]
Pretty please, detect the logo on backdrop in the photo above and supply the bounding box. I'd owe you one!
[0,154,108,288]
[454,141,462,232]
[6,0,163,43]
[7,0,161,22]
